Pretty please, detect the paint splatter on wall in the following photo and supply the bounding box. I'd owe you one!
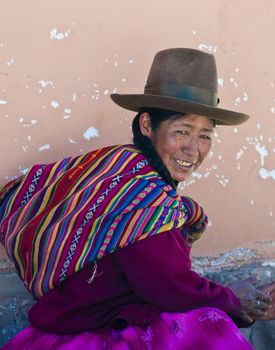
[0,0,274,256]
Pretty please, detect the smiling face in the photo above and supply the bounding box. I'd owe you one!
[139,113,214,182]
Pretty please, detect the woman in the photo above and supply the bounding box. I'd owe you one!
[0,48,274,349]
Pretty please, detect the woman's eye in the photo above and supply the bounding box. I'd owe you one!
[200,135,212,141]
[177,130,190,135]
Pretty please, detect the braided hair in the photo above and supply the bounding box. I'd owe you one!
[132,108,183,189]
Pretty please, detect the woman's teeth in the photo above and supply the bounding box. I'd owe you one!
[175,159,194,167]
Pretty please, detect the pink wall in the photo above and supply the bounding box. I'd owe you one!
[0,0,274,259]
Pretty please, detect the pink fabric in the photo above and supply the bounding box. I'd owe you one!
[2,307,253,350]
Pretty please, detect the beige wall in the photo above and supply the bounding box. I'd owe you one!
[0,0,274,259]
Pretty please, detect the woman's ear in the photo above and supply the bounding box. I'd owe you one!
[139,112,153,138]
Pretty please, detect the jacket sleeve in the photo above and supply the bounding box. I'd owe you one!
[115,228,241,317]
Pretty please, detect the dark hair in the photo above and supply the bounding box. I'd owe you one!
[132,108,182,188]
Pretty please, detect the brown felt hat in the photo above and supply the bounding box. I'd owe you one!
[111,48,249,125]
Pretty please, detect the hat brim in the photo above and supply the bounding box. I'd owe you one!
[110,94,249,126]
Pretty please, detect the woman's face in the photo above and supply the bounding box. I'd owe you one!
[140,113,214,182]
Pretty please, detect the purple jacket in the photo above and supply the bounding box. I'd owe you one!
[29,228,241,334]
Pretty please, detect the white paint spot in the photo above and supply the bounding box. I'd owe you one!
[50,28,71,40]
[113,87,118,93]
[208,151,213,158]
[38,80,54,88]
[19,118,37,127]
[242,92,248,101]
[0,99,8,104]
[192,172,203,179]
[250,200,254,205]
[121,78,127,82]
[236,147,246,160]
[235,68,239,73]
[104,89,109,95]
[51,101,59,109]
[129,59,134,64]
[192,30,197,35]
[114,61,118,67]
[259,168,275,180]
[198,44,218,53]
[73,93,77,103]
[233,128,238,133]
[83,127,99,140]
[38,144,50,151]
[6,58,15,66]
[69,138,77,144]
[208,220,212,227]
[64,108,71,114]
[21,168,29,174]
[255,142,268,166]
[235,97,241,106]
[230,77,238,88]
[271,107,275,113]
[218,175,229,187]
[270,211,273,217]
[218,78,224,87]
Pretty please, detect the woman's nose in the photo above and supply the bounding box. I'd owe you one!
[183,135,199,157]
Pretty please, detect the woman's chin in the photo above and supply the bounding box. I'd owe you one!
[170,167,194,183]
[171,172,191,183]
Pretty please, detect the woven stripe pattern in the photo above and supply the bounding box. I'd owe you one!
[0,145,205,299]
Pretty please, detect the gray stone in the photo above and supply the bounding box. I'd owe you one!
[0,272,34,347]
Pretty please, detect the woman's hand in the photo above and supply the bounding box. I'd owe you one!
[229,277,273,323]
[253,282,275,320]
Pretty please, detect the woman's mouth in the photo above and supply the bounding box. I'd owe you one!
[174,159,196,168]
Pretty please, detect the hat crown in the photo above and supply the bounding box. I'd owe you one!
[146,48,218,93]
[110,47,249,126]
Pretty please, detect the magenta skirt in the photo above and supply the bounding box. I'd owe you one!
[1,307,253,350]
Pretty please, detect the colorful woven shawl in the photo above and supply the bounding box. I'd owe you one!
[0,145,206,299]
